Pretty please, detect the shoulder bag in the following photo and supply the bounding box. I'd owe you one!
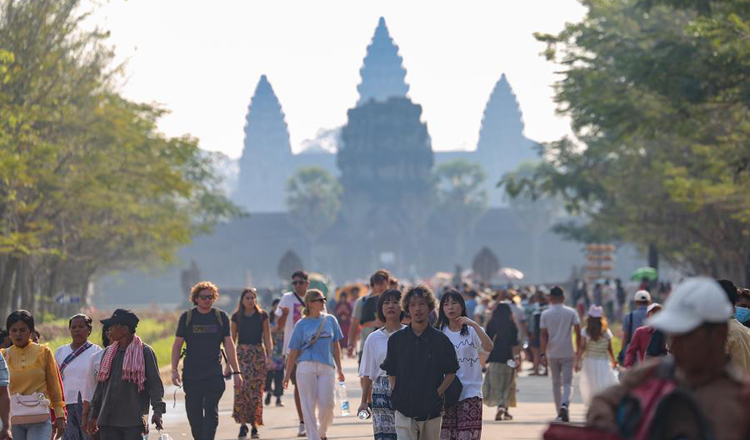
[301,314,329,351]
[6,347,51,424]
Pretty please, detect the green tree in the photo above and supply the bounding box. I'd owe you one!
[0,0,239,317]
[285,166,341,270]
[503,0,750,283]
[435,159,489,264]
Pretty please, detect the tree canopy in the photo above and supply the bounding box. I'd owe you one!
[503,0,750,283]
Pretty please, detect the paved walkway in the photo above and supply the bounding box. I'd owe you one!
[160,358,586,440]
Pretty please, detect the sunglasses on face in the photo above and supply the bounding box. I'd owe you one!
[292,281,307,286]
[311,297,327,303]
[198,295,214,300]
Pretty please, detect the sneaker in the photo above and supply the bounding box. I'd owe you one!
[251,427,259,439]
[238,425,249,439]
[556,404,569,423]
[264,393,272,406]
[297,423,306,437]
[276,397,284,407]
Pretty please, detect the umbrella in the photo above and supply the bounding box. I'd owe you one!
[631,267,658,281]
[499,267,524,281]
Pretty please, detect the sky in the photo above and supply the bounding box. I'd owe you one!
[86,0,587,158]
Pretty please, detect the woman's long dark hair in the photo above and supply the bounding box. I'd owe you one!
[234,287,264,319]
[487,303,516,338]
[436,290,469,336]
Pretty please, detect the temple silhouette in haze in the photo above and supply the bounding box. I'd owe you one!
[97,18,642,306]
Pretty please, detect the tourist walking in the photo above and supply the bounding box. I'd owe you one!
[623,303,662,368]
[349,270,390,362]
[231,288,273,439]
[82,324,112,436]
[0,331,11,440]
[334,291,353,350]
[54,314,102,440]
[283,289,345,440]
[575,305,617,407]
[617,290,651,366]
[88,310,164,440]
[587,278,750,440]
[482,303,520,421]
[2,310,66,440]
[357,289,404,440]
[381,285,458,440]
[277,271,311,437]
[718,279,750,375]
[171,282,242,440]
[539,286,581,422]
[436,290,493,440]
[265,298,285,407]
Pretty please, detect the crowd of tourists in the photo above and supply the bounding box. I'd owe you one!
[0,270,749,440]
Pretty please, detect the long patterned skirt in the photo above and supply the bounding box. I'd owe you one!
[371,376,397,440]
[233,343,267,425]
[440,396,483,440]
[482,362,517,408]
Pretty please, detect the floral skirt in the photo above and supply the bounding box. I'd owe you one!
[440,396,482,440]
[233,343,267,425]
[372,376,397,440]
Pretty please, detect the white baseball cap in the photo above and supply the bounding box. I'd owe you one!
[646,277,733,335]
[634,290,651,303]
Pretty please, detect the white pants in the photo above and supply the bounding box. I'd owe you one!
[395,411,441,440]
[296,361,336,440]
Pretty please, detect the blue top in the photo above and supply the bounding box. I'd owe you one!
[0,352,8,387]
[623,306,649,337]
[289,314,343,368]
[465,298,477,319]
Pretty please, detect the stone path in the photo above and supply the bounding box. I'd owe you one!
[159,358,587,440]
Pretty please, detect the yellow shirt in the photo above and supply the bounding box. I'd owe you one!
[727,319,750,376]
[1,343,66,418]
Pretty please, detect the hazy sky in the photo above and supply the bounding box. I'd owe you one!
[87,0,587,158]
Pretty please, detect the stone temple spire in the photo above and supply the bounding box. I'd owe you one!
[235,75,293,212]
[240,75,292,159]
[476,73,526,155]
[357,17,410,106]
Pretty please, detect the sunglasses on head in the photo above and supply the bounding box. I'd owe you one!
[292,280,307,286]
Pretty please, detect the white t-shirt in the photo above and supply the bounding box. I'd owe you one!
[82,349,104,403]
[275,291,307,355]
[442,325,483,401]
[54,343,102,405]
[359,326,405,380]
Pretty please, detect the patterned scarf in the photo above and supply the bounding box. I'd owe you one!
[97,334,146,391]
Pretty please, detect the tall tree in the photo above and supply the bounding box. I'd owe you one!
[503,0,750,283]
[285,166,341,270]
[435,159,489,264]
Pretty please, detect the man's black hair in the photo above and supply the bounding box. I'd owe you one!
[292,270,308,281]
[717,279,738,305]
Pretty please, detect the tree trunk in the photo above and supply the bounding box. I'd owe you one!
[745,250,750,288]
[648,244,659,272]
[0,257,19,318]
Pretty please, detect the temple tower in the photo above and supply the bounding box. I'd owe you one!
[356,17,410,106]
[234,75,293,212]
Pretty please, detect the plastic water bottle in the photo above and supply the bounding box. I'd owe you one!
[338,381,351,416]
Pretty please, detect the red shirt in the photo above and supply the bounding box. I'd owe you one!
[624,326,655,368]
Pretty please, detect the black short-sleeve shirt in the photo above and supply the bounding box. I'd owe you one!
[176,308,231,380]
[380,325,459,420]
[231,311,266,345]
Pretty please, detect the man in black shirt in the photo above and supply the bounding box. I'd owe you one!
[381,285,458,440]
[171,282,242,440]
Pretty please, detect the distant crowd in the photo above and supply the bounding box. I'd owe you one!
[0,271,749,440]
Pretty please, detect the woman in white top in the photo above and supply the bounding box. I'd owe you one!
[357,289,404,440]
[436,290,494,440]
[54,314,102,440]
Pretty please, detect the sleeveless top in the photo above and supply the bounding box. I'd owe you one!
[584,329,612,359]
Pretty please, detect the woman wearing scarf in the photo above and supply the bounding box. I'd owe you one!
[54,314,102,440]
[88,310,166,440]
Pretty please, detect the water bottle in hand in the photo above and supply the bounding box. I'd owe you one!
[338,381,351,416]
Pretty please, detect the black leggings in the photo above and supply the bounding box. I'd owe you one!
[265,369,284,397]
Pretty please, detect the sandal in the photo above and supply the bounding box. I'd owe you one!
[503,411,514,421]
[495,408,505,421]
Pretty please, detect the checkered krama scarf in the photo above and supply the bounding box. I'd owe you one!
[96,334,146,391]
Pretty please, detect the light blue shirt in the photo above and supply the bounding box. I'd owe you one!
[0,352,8,387]
[289,315,343,368]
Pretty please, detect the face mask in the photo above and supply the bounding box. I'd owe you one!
[735,307,750,324]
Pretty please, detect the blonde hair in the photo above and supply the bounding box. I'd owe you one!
[190,281,219,305]
[303,289,325,316]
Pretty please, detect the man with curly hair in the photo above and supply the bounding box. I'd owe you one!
[171,281,242,440]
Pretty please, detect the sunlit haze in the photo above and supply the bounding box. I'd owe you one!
[87,0,587,157]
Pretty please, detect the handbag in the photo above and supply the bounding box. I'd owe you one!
[301,314,329,350]
[10,392,51,425]
[442,376,463,409]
